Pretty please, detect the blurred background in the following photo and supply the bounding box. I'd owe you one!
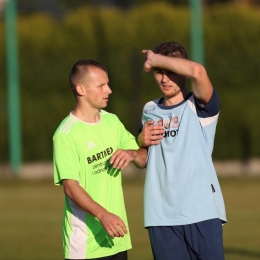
[0,0,260,259]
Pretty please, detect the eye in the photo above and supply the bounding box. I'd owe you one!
[154,69,163,74]
[99,83,106,88]
[167,71,176,77]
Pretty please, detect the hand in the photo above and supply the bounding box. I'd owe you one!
[110,150,137,170]
[138,120,164,147]
[142,49,155,73]
[99,211,128,238]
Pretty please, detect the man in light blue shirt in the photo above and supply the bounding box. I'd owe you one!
[138,41,227,260]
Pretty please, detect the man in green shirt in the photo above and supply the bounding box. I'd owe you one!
[53,59,147,260]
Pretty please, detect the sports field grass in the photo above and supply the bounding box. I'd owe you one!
[0,175,259,260]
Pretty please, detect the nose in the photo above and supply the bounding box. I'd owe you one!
[106,85,112,94]
[161,73,169,82]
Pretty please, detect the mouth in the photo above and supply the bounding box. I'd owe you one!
[161,84,171,90]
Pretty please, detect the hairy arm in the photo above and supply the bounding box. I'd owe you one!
[62,179,128,238]
[142,49,213,106]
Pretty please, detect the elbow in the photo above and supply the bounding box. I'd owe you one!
[192,63,206,80]
[62,181,70,196]
[134,161,147,169]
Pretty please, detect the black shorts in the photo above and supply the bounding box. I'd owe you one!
[65,250,127,260]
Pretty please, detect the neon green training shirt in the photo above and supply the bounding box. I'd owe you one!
[53,110,139,259]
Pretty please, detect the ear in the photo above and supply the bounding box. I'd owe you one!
[75,84,85,96]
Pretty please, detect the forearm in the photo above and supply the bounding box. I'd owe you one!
[132,148,147,168]
[62,179,107,220]
[150,54,200,77]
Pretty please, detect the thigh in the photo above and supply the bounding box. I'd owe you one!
[148,226,191,260]
[65,251,127,260]
[184,218,225,260]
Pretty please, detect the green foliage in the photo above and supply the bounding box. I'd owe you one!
[204,5,260,159]
[0,3,260,161]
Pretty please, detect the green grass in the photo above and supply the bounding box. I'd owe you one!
[0,176,260,260]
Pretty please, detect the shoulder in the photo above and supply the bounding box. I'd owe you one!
[100,109,119,121]
[144,98,162,106]
[143,98,162,109]
[53,114,79,140]
[100,109,116,117]
[100,110,124,128]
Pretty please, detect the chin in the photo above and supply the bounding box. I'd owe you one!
[101,103,108,108]
[163,93,175,98]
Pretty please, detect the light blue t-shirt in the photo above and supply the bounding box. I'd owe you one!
[140,89,227,227]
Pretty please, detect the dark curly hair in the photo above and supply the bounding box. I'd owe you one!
[153,41,188,59]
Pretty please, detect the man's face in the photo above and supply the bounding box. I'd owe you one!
[83,67,112,109]
[153,68,186,99]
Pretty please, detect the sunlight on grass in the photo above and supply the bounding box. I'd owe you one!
[0,176,259,260]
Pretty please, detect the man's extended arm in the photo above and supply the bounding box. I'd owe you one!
[142,49,213,106]
[62,179,128,238]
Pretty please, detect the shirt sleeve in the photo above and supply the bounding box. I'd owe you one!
[53,133,80,185]
[115,117,139,150]
[193,88,220,118]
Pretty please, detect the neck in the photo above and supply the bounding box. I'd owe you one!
[72,104,100,123]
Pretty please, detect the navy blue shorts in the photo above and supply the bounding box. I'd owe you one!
[147,218,224,260]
